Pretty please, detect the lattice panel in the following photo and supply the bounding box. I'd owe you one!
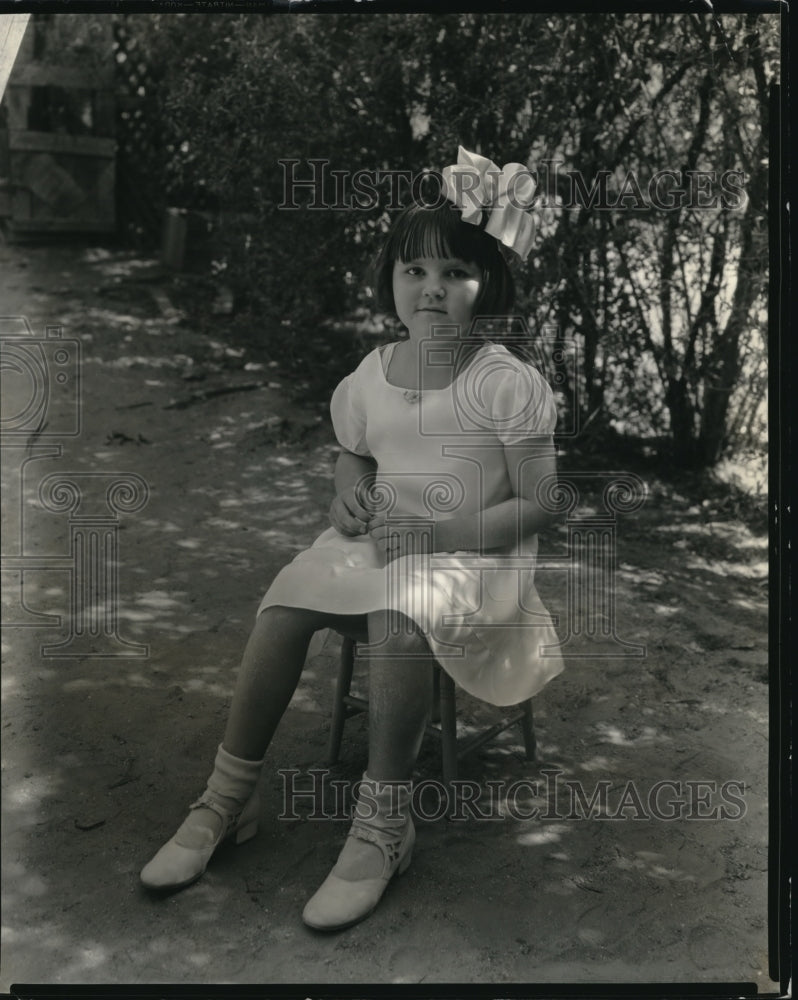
[112,17,165,244]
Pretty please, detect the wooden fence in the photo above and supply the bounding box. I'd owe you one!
[1,13,165,243]
[1,15,115,236]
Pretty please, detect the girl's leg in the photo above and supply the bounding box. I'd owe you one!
[331,609,432,885]
[222,605,366,761]
[141,604,365,890]
[191,604,365,838]
[365,609,434,781]
[328,611,432,879]
[302,611,432,929]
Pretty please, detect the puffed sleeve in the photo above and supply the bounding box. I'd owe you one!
[329,360,372,456]
[490,360,558,444]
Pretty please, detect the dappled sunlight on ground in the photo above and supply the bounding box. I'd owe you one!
[63,673,156,691]
[594,722,666,747]
[139,520,184,533]
[649,603,681,616]
[286,686,325,716]
[82,306,147,327]
[515,823,571,847]
[573,755,615,773]
[134,590,190,610]
[1,244,773,987]
[2,673,21,696]
[729,595,768,612]
[85,353,193,370]
[175,537,203,550]
[4,772,62,812]
[615,852,698,883]
[683,554,768,579]
[616,566,667,586]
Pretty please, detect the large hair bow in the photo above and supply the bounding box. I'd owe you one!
[441,146,537,261]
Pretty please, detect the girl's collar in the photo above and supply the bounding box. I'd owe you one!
[377,339,501,392]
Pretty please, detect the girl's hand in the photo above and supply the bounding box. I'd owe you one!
[330,485,373,536]
[369,514,434,563]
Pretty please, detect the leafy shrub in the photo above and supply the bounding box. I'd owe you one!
[116,11,777,467]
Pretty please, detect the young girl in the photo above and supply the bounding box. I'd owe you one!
[141,148,564,931]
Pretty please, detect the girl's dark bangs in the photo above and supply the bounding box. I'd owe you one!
[392,206,487,264]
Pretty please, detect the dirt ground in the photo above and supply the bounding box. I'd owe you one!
[0,243,777,990]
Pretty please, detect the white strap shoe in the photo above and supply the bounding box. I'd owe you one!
[140,744,264,891]
[303,773,414,930]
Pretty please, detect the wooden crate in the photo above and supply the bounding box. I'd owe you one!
[1,16,116,236]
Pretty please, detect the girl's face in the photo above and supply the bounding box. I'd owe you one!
[391,256,482,339]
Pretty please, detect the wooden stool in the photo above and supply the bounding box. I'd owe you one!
[327,635,537,783]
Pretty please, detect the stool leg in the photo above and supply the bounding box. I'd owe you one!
[430,664,441,724]
[328,636,356,765]
[520,699,537,762]
[438,667,458,784]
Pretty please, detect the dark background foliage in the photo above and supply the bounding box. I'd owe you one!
[110,11,777,470]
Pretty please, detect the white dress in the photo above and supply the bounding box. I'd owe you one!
[257,342,564,707]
